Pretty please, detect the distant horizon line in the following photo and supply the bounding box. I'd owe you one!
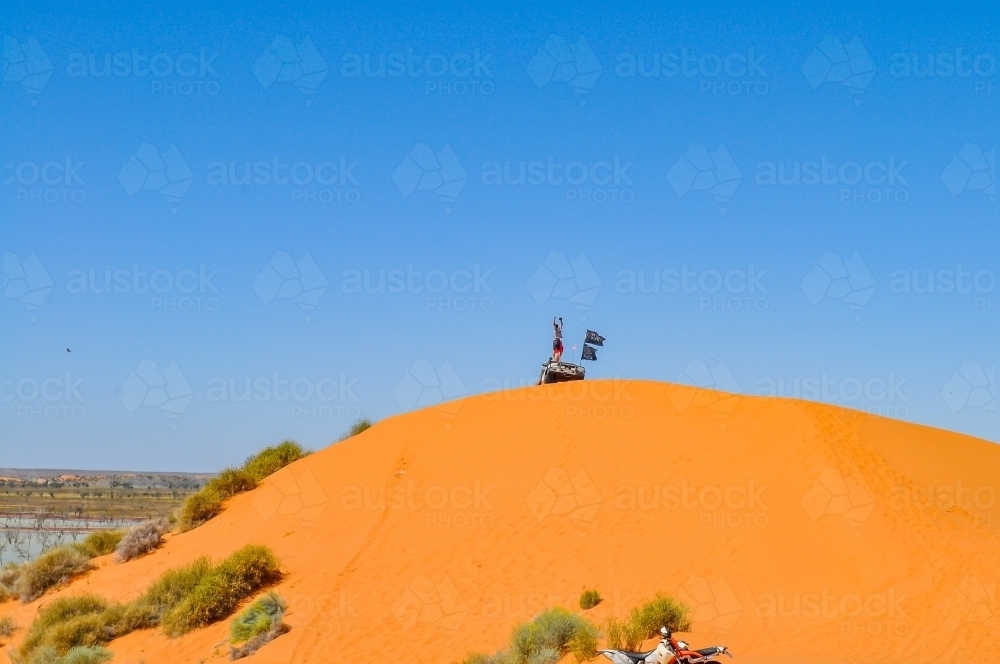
[0,468,215,478]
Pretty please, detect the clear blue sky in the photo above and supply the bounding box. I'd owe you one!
[2,1,998,470]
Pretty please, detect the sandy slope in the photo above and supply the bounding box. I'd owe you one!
[3,380,999,664]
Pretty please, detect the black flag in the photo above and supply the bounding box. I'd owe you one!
[581,344,598,361]
[585,330,605,346]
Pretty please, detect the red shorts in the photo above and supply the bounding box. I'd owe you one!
[553,339,564,352]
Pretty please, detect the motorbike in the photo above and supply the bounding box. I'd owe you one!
[597,626,732,664]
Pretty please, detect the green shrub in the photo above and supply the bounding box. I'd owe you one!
[21,644,115,664]
[19,547,281,662]
[58,646,114,664]
[177,441,309,532]
[230,592,286,643]
[19,595,109,656]
[177,486,223,532]
[510,608,592,664]
[0,615,15,638]
[161,545,281,636]
[525,646,559,664]
[242,441,308,482]
[209,467,257,498]
[341,418,374,440]
[628,593,690,637]
[229,620,290,660]
[15,547,94,603]
[140,557,212,616]
[34,612,109,654]
[579,589,601,610]
[604,594,690,652]
[567,621,598,662]
[4,531,125,604]
[604,616,644,651]
[72,530,125,558]
[0,565,17,603]
[461,607,596,664]
[459,653,510,664]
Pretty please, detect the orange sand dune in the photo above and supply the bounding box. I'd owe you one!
[4,380,1000,664]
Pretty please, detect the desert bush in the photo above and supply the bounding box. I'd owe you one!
[72,530,124,559]
[525,646,559,664]
[137,556,211,619]
[210,468,258,498]
[229,620,290,660]
[567,620,598,662]
[230,591,286,642]
[628,593,690,637]
[604,594,690,652]
[242,441,308,482]
[229,594,291,661]
[114,519,168,563]
[161,545,281,636]
[461,608,595,664]
[177,486,223,532]
[57,646,114,664]
[0,564,19,603]
[18,595,109,656]
[0,615,15,637]
[19,548,280,662]
[510,608,593,664]
[20,644,114,664]
[579,589,601,610]
[604,616,644,651]
[177,441,308,532]
[459,654,510,664]
[15,547,94,603]
[341,418,374,439]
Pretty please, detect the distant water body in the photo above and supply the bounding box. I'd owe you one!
[0,516,142,563]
